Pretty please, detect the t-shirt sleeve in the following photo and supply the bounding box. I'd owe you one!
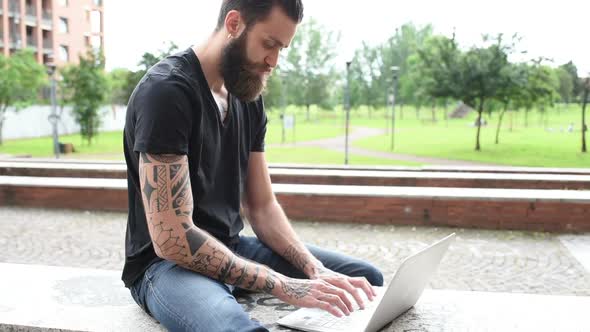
[133,74,193,155]
[251,96,268,152]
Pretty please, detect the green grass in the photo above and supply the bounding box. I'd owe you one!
[353,105,590,168]
[1,103,588,168]
[0,131,125,158]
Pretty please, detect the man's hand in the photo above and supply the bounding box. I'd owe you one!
[310,265,377,310]
[271,274,356,318]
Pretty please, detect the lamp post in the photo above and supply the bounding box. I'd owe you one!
[46,58,60,159]
[281,71,287,145]
[344,61,352,165]
[390,66,399,151]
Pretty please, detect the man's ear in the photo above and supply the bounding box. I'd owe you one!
[224,10,243,37]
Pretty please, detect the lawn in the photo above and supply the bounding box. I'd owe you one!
[1,103,588,168]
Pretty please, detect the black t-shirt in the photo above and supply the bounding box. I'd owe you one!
[121,47,268,287]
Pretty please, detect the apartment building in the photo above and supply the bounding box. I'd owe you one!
[0,0,104,66]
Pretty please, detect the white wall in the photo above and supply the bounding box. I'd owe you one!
[2,105,127,140]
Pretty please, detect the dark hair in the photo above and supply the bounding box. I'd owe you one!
[215,0,304,31]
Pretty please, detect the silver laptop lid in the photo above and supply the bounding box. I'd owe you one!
[365,233,456,332]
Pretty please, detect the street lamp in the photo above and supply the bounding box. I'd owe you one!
[280,71,287,145]
[390,66,399,151]
[344,61,352,165]
[46,57,60,159]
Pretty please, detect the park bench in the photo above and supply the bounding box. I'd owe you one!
[1,161,590,190]
[0,175,589,232]
[0,262,588,331]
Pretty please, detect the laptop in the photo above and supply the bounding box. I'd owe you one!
[277,233,456,332]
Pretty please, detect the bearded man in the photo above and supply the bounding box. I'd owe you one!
[122,1,383,331]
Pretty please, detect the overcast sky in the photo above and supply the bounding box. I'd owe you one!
[104,0,590,75]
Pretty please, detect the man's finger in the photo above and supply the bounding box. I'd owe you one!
[349,277,376,301]
[318,294,350,316]
[314,299,344,318]
[321,282,354,312]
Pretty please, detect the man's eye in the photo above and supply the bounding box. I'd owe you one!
[264,41,276,49]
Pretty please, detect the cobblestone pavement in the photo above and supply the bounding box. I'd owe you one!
[1,207,588,297]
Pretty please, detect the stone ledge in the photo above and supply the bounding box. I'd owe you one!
[1,176,589,232]
[0,263,588,332]
[2,162,590,190]
[2,158,590,175]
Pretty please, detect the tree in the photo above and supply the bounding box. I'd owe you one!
[522,59,559,128]
[282,18,339,120]
[60,49,108,145]
[494,62,528,144]
[106,68,133,106]
[349,42,385,117]
[560,61,581,102]
[382,23,433,112]
[0,50,47,145]
[556,67,575,104]
[121,41,180,105]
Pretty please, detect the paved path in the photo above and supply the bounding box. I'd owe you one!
[269,127,494,166]
[1,207,588,297]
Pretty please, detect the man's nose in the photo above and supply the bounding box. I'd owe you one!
[265,51,279,68]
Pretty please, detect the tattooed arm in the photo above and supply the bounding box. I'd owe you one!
[242,152,377,309]
[139,153,353,317]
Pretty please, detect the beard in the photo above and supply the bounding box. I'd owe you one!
[220,31,269,102]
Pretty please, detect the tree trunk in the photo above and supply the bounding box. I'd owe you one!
[509,110,514,132]
[582,84,588,153]
[475,98,484,151]
[0,108,5,146]
[431,102,436,122]
[306,104,310,122]
[495,105,508,145]
[0,117,4,146]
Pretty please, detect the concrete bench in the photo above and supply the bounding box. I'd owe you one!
[1,263,588,331]
[0,176,589,232]
[3,157,590,175]
[2,161,590,190]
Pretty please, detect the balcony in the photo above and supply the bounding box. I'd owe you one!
[9,38,22,49]
[8,0,19,17]
[25,6,37,25]
[26,37,37,48]
[42,38,52,53]
[41,10,52,28]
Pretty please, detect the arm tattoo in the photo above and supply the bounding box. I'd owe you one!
[150,221,188,261]
[283,245,311,272]
[140,152,272,290]
[244,266,260,289]
[218,255,237,282]
[187,242,227,275]
[281,278,312,299]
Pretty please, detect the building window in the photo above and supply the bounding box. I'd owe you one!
[59,45,69,61]
[58,0,69,6]
[59,17,69,33]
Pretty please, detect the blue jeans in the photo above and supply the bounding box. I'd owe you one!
[130,236,384,332]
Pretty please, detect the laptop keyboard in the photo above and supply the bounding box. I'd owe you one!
[302,297,380,330]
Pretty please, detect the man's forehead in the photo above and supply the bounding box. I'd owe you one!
[247,7,298,46]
